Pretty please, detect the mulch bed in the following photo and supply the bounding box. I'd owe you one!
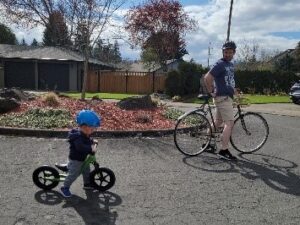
[7,96,176,131]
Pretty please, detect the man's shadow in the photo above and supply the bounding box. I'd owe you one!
[183,152,300,196]
[34,190,122,225]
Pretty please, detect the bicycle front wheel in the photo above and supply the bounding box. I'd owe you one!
[230,112,269,153]
[174,112,212,156]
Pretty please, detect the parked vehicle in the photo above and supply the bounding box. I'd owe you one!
[289,80,300,105]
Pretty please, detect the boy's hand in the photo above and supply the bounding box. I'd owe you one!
[93,139,99,145]
[92,144,97,153]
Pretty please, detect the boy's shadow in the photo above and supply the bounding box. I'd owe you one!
[183,152,300,196]
[34,190,122,225]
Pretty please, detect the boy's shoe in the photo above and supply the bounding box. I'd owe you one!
[218,149,237,161]
[83,183,94,190]
[60,186,72,198]
[203,144,216,153]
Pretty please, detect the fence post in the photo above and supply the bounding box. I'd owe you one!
[125,70,128,93]
[152,71,155,93]
[98,70,101,92]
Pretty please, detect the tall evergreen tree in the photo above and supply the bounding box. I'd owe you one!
[0,23,17,44]
[20,38,27,46]
[92,39,122,63]
[43,11,71,47]
[31,38,38,46]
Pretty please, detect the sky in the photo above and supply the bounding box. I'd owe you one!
[4,0,300,66]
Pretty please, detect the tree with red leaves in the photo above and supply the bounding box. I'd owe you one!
[125,0,196,67]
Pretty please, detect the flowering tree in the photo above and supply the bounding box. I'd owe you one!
[125,0,196,67]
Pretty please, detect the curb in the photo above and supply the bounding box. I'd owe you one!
[0,126,175,139]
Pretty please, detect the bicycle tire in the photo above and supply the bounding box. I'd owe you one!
[90,167,116,192]
[32,166,60,190]
[174,111,212,156]
[230,112,269,153]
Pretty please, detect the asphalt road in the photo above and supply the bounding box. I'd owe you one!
[0,114,300,225]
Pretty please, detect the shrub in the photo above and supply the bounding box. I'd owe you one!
[42,92,60,106]
[135,113,153,123]
[0,108,72,128]
[172,95,182,102]
[165,70,184,96]
[235,70,298,94]
[163,107,184,120]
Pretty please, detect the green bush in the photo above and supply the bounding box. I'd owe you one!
[165,61,208,97]
[0,108,73,129]
[165,71,185,96]
[163,107,184,120]
[235,70,298,94]
[42,92,60,106]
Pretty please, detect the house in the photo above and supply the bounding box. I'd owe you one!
[0,44,115,91]
[269,49,297,63]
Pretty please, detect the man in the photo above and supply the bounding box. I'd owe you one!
[204,41,237,161]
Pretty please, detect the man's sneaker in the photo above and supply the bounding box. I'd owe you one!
[218,149,237,161]
[83,183,94,190]
[60,186,72,198]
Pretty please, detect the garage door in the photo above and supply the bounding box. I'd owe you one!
[4,61,35,89]
[38,63,69,91]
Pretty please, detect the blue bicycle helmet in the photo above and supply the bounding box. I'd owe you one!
[76,110,101,127]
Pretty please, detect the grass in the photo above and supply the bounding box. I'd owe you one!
[182,94,292,104]
[62,92,139,100]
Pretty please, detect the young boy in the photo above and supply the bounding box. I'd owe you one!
[60,109,101,198]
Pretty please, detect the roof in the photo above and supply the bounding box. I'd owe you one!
[119,59,181,72]
[0,44,114,68]
[269,48,297,63]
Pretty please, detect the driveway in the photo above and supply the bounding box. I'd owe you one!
[0,114,300,225]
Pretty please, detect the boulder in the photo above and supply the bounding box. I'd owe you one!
[0,88,35,101]
[0,97,20,113]
[117,95,156,110]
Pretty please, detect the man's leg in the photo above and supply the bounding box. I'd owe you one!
[215,97,237,160]
[221,120,234,150]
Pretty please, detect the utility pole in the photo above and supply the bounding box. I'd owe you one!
[207,42,212,68]
[227,0,234,41]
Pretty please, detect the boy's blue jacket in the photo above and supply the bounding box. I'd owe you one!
[68,129,93,161]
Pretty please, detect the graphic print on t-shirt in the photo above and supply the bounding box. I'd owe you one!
[224,65,235,89]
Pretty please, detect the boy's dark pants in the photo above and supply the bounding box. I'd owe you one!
[63,160,90,188]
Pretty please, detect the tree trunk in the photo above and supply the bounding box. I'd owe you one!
[81,48,89,100]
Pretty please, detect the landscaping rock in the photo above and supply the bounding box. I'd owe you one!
[117,95,157,110]
[0,97,20,113]
[0,88,35,101]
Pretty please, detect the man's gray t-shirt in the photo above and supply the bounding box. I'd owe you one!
[209,59,235,98]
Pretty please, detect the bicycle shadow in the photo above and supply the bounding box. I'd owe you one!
[34,190,122,225]
[182,152,300,196]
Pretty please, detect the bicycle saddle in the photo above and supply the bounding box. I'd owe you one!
[197,94,210,101]
[55,163,68,172]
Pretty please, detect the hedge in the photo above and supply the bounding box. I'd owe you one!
[235,70,298,94]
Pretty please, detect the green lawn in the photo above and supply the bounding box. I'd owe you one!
[183,94,291,104]
[62,92,139,100]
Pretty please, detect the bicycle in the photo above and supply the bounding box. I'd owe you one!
[32,143,116,192]
[174,94,269,156]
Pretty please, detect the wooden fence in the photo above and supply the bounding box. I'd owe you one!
[87,70,167,94]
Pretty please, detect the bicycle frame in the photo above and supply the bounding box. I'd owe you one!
[43,154,99,183]
[188,97,245,133]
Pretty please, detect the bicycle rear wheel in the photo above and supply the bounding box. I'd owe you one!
[174,112,212,156]
[230,112,269,153]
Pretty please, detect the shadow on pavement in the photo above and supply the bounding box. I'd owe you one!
[183,152,300,196]
[34,190,122,225]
